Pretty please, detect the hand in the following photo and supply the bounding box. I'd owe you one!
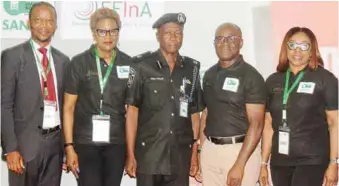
[125,156,137,178]
[190,151,199,177]
[258,166,270,186]
[195,153,202,183]
[195,164,203,183]
[65,146,79,178]
[62,162,68,172]
[323,163,338,186]
[6,151,25,174]
[227,163,244,186]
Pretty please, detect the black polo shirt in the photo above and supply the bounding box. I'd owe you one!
[126,50,205,175]
[203,55,266,137]
[64,45,133,145]
[266,67,338,166]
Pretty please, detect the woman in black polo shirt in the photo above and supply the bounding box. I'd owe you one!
[259,27,338,186]
[62,8,133,186]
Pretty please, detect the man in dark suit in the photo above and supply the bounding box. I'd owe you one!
[1,2,69,186]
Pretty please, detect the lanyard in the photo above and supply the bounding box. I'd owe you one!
[30,40,52,97]
[94,48,115,115]
[282,68,304,127]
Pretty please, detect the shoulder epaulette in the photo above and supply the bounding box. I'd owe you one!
[132,51,154,63]
[182,56,200,67]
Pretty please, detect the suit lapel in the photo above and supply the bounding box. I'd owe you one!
[22,40,44,105]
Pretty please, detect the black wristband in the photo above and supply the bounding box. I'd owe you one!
[64,143,74,148]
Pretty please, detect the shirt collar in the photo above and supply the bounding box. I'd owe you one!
[31,39,51,53]
[156,49,184,68]
[289,65,310,77]
[89,44,120,57]
[89,44,121,64]
[217,54,244,71]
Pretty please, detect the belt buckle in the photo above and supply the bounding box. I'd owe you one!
[43,128,51,135]
[46,128,51,133]
[41,126,58,134]
[231,136,236,144]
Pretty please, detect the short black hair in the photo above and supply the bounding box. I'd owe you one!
[28,1,57,20]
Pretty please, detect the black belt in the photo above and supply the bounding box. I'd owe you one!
[207,135,245,145]
[38,125,60,135]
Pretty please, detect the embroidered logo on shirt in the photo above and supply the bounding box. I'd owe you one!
[86,70,98,78]
[272,87,283,93]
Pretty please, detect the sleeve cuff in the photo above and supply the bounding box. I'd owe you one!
[64,90,78,95]
[245,99,266,104]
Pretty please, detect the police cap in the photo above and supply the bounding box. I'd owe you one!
[152,12,186,29]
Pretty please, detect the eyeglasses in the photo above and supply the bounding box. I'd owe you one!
[287,41,311,51]
[214,36,241,44]
[96,28,119,37]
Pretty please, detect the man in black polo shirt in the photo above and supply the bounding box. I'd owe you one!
[197,23,266,186]
[124,12,204,186]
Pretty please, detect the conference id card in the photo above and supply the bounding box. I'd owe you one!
[278,126,290,155]
[92,115,110,143]
[42,101,58,129]
[179,97,188,118]
[116,66,130,79]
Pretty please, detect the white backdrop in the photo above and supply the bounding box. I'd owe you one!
[1,1,338,186]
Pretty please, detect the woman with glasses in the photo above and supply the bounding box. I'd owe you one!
[259,27,338,186]
[63,8,133,186]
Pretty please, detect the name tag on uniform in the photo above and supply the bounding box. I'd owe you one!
[43,101,58,129]
[297,82,315,94]
[116,66,130,79]
[223,77,239,92]
[278,127,290,155]
[92,115,110,143]
[179,97,188,118]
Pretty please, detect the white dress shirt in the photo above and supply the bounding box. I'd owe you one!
[31,39,60,128]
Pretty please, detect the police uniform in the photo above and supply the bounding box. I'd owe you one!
[201,55,266,186]
[266,66,338,186]
[125,13,204,186]
[64,45,133,186]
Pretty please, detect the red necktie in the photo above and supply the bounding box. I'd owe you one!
[38,47,56,102]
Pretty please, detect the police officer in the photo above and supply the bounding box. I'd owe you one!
[197,23,266,186]
[125,12,204,186]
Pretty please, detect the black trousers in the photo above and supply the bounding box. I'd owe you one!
[75,143,126,186]
[8,130,63,186]
[137,173,190,186]
[271,164,328,186]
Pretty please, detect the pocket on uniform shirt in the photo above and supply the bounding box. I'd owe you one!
[144,80,166,110]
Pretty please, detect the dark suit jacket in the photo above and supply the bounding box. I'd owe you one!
[1,40,70,162]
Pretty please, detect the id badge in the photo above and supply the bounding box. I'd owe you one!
[117,66,130,79]
[179,97,188,118]
[278,126,290,155]
[92,115,110,143]
[42,100,57,129]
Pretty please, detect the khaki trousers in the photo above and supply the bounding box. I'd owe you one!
[200,139,261,186]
